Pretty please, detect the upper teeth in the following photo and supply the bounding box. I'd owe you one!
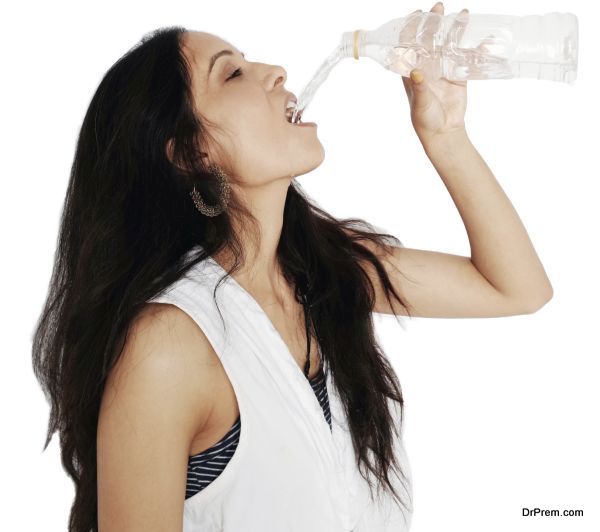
[285,102,297,122]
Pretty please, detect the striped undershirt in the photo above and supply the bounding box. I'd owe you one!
[186,365,331,499]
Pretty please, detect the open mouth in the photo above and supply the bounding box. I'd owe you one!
[284,100,316,127]
[285,105,303,125]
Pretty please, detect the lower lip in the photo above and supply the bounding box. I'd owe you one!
[289,121,317,127]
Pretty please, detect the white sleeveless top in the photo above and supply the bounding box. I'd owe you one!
[147,246,414,531]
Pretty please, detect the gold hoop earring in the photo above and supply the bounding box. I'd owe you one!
[189,164,231,217]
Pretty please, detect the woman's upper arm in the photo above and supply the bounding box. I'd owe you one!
[97,304,218,531]
[354,236,549,318]
[366,245,513,318]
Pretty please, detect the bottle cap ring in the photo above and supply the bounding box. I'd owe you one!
[353,30,361,60]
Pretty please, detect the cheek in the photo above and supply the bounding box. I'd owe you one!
[229,124,296,179]
[217,100,300,177]
[244,104,285,131]
[236,108,289,152]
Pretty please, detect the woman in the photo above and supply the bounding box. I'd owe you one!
[32,3,553,531]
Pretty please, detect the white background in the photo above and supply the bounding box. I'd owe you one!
[2,0,597,530]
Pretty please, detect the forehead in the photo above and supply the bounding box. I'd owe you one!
[182,31,237,70]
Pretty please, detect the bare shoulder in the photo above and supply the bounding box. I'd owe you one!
[103,302,222,424]
[97,302,221,531]
[132,301,222,371]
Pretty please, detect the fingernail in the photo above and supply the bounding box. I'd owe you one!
[411,70,424,83]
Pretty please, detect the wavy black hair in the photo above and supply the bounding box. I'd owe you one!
[31,26,417,531]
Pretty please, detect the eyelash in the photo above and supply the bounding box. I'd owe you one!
[226,67,242,81]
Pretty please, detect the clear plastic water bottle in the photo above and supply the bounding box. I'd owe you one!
[342,11,578,83]
[291,11,578,124]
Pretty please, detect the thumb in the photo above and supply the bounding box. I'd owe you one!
[410,68,425,88]
[409,68,432,109]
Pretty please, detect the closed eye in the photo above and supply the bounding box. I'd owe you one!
[226,67,242,81]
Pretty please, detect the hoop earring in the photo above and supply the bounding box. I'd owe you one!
[189,164,231,217]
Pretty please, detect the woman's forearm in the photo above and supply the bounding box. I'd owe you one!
[421,128,553,303]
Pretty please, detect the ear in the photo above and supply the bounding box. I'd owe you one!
[165,138,177,165]
[165,138,210,170]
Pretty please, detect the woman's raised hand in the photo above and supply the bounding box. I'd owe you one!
[401,2,472,142]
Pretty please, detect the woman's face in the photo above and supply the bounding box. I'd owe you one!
[181,31,324,185]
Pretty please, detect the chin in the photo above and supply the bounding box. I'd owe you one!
[314,143,326,168]
[299,149,325,177]
[284,139,325,179]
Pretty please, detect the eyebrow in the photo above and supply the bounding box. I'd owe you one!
[207,49,246,80]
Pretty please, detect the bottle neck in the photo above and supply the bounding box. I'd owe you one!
[341,30,366,59]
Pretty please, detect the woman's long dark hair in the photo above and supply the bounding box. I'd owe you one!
[31,26,417,531]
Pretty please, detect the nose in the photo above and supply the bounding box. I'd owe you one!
[270,64,287,88]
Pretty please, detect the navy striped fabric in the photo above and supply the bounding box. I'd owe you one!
[185,364,331,499]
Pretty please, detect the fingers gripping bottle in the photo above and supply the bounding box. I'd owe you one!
[291,11,578,124]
